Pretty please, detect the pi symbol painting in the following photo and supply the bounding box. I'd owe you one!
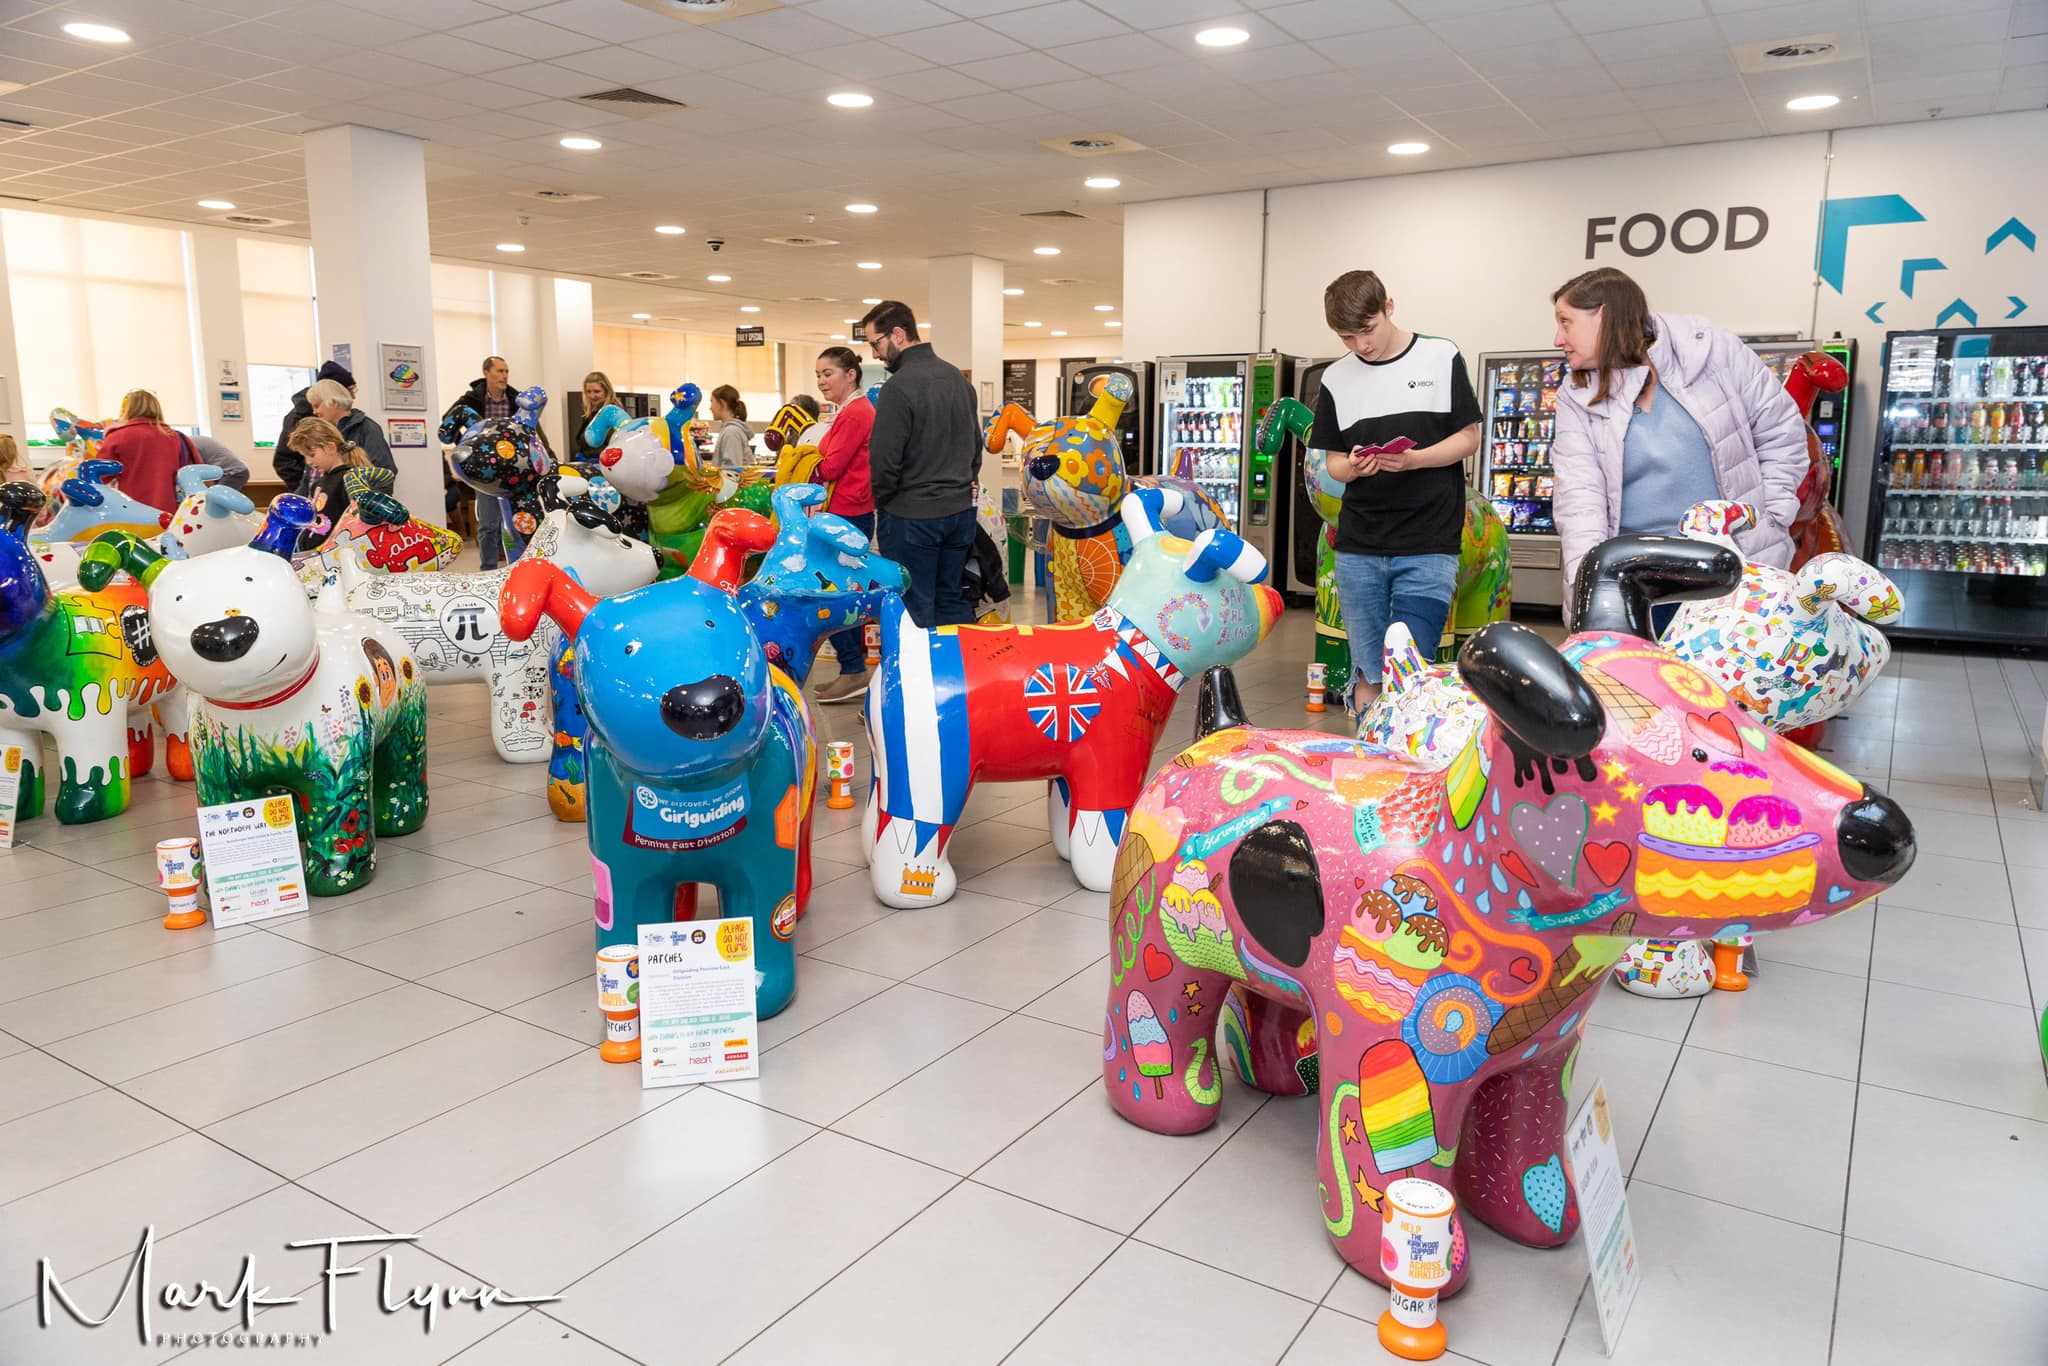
[438,594,500,652]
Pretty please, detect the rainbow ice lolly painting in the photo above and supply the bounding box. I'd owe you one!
[1358,1040,1438,1173]
[1127,988,1172,1099]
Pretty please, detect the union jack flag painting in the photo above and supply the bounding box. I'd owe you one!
[1024,663,1101,742]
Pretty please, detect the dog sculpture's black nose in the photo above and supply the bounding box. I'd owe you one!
[660,676,745,740]
[190,616,260,663]
[1026,454,1061,481]
[1837,785,1915,885]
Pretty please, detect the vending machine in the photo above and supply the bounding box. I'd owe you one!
[1476,350,1567,607]
[1745,334,1859,508]
[1864,325,2048,645]
[1287,358,1339,599]
[1156,352,1299,569]
[1061,359,1154,475]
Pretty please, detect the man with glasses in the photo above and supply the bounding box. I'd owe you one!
[860,299,982,627]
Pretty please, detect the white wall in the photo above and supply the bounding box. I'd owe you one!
[1122,191,1266,365]
[1002,332,1128,416]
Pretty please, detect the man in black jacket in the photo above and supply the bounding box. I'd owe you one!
[272,359,355,488]
[860,300,981,627]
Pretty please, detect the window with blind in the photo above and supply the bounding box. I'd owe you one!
[237,238,317,365]
[2,209,204,435]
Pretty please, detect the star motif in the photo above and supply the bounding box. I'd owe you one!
[1342,1116,1360,1145]
[1181,981,1202,1002]
[1591,800,1619,825]
[1617,780,1644,802]
[1186,1001,1203,1015]
[1599,758,1630,783]
[1353,1169,1383,1211]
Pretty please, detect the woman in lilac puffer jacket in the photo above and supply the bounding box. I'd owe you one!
[1549,268,1808,620]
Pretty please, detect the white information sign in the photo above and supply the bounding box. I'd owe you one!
[637,917,760,1090]
[195,795,309,927]
[1565,1079,1640,1357]
[0,743,23,850]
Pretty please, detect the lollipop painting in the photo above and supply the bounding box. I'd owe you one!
[1125,988,1172,1100]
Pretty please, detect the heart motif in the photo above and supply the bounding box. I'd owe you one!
[1740,725,1772,752]
[1826,884,1853,904]
[1582,840,1631,887]
[1508,956,1539,984]
[1687,711,1743,755]
[1521,1154,1571,1235]
[1507,794,1590,890]
[1498,850,1538,886]
[1142,944,1173,981]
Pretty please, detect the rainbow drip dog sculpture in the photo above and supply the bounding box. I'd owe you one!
[33,459,175,545]
[79,498,428,895]
[337,477,659,763]
[1256,397,1511,695]
[0,482,185,824]
[35,408,107,504]
[443,385,553,542]
[1102,534,1915,1299]
[1614,500,1903,997]
[163,465,262,559]
[500,526,818,1037]
[863,488,1281,908]
[989,374,1225,621]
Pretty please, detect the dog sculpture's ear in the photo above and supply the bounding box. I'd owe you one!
[1569,533,1742,639]
[688,508,777,595]
[248,495,316,561]
[1194,666,1249,739]
[499,559,596,643]
[78,531,165,593]
[1457,621,1606,760]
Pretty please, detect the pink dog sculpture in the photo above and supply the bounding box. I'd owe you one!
[1100,535,1915,1297]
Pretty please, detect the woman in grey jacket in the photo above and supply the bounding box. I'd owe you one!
[1549,268,1807,620]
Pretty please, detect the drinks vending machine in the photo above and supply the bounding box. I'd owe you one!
[1475,350,1566,607]
[1156,352,1298,571]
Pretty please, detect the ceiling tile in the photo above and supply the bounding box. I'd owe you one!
[547,45,675,85]
[1037,33,1180,75]
[1583,18,1728,62]
[1859,0,2004,21]
[1081,0,1247,25]
[1558,0,1710,34]
[953,49,1083,89]
[978,1,1133,47]
[931,89,1048,122]
[893,20,1026,65]
[1429,4,1572,50]
[1204,40,1338,82]
[705,6,851,50]
[519,0,689,42]
[1396,81,1511,116]
[897,67,998,101]
[801,0,959,37]
[1711,0,1859,46]
[809,40,934,81]
[631,25,775,70]
[1627,76,1752,110]
[1262,0,1410,42]
[376,32,527,75]
[1868,9,2011,56]
[1871,42,2008,82]
[1468,37,1605,79]
[443,14,608,60]
[1605,52,1739,87]
[334,0,499,26]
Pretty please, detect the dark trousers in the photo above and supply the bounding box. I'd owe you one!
[877,507,977,629]
[829,511,876,672]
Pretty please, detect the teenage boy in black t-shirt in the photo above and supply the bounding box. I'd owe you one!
[1310,269,1482,713]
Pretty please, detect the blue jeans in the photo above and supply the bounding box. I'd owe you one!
[1332,551,1459,688]
[878,507,977,629]
[830,511,876,673]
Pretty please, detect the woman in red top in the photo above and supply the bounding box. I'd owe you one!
[812,345,878,702]
[97,389,196,514]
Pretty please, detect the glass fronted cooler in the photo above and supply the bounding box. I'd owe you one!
[1157,353,1297,570]
[1867,327,2048,643]
[1477,350,1565,607]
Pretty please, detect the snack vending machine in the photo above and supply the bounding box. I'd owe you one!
[1157,352,1297,569]
[1746,334,1859,508]
[1477,350,1566,607]
[1865,325,2048,645]
[1287,358,1338,598]
[1061,359,1154,475]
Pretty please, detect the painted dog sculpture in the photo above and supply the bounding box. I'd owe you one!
[162,465,262,559]
[33,459,175,545]
[863,487,1281,908]
[293,466,461,592]
[78,499,429,894]
[500,524,818,1038]
[988,374,1225,621]
[0,482,186,824]
[1101,535,1916,1299]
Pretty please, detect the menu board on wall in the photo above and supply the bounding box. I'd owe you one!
[1003,359,1035,409]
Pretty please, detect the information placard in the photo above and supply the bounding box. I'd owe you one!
[0,743,23,851]
[637,917,760,1089]
[195,795,309,926]
[1564,1079,1640,1357]
[380,342,427,411]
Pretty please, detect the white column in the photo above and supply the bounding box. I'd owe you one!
[927,254,1004,414]
[304,124,441,520]
[0,223,25,440]
[187,228,257,470]
[539,276,593,453]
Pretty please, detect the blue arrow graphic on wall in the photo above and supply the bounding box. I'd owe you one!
[1899,258,1946,297]
[2009,296,2029,319]
[1987,217,2037,253]
[1815,195,1925,292]
[1934,298,1979,328]
[1866,301,1886,323]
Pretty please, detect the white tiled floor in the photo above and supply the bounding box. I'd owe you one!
[4,601,2047,1364]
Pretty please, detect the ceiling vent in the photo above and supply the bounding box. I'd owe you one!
[576,87,690,118]
[1022,209,1087,220]
[762,235,839,247]
[0,114,32,131]
[1733,33,1862,73]
[619,270,676,281]
[625,0,783,22]
[784,295,839,303]
[1040,276,1088,287]
[515,187,603,203]
[221,213,289,228]
[1039,131,1147,158]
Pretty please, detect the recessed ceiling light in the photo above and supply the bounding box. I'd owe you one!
[1033,246,1061,256]
[1084,176,1120,189]
[196,199,235,210]
[856,261,883,269]
[560,136,603,151]
[740,305,761,313]
[496,242,525,252]
[655,224,686,235]
[844,318,859,324]
[1051,330,1068,337]
[707,273,731,282]
[1024,320,1042,328]
[845,202,878,214]
[1195,26,1249,48]
[1387,141,1430,156]
[1786,94,1840,111]
[827,91,874,109]
[919,321,931,328]
[1003,287,1024,296]
[62,21,129,43]
[831,333,845,340]
[1093,304,1115,312]
[861,297,882,305]
[1106,320,1122,328]
[631,312,651,320]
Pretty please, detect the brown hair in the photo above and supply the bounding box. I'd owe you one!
[1552,267,1655,407]
[0,433,23,482]
[287,416,368,469]
[858,299,918,342]
[1323,270,1390,331]
[711,384,747,421]
[118,389,169,430]
[581,371,618,409]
